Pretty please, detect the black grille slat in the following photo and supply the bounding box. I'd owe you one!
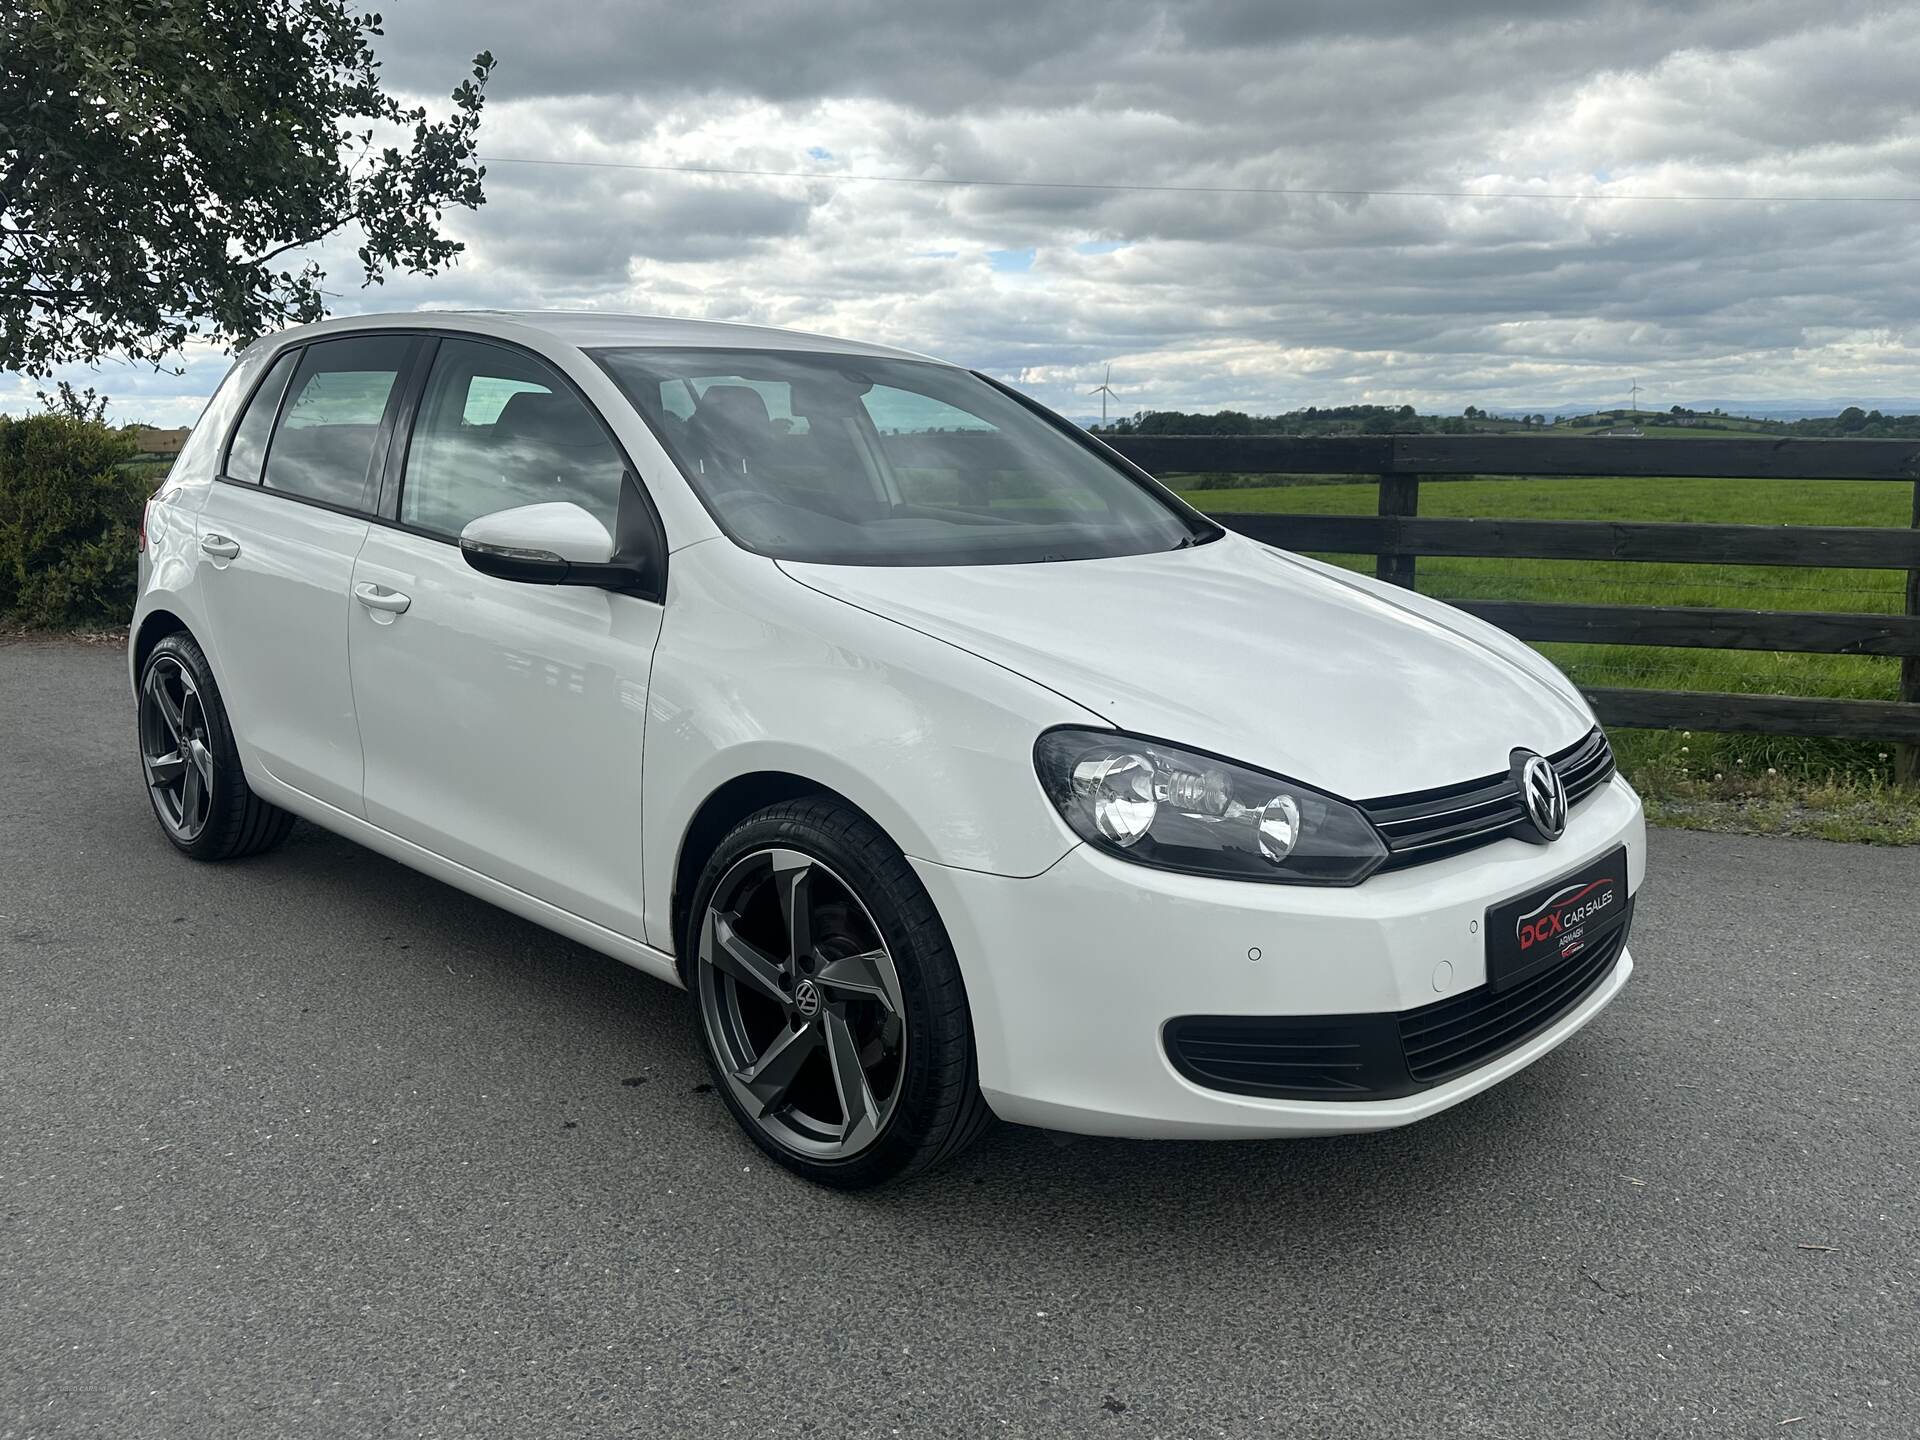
[1367,778,1519,829]
[1181,1039,1366,1054]
[1383,805,1529,855]
[1374,793,1523,838]
[1554,730,1614,807]
[1188,1056,1366,1070]
[1361,728,1615,871]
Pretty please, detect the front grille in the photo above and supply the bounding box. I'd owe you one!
[1164,900,1631,1102]
[1360,727,1614,871]
[1397,903,1632,1084]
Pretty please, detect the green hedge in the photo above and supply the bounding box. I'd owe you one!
[0,414,147,628]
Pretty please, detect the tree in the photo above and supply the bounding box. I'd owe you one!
[36,380,109,424]
[1,2,494,375]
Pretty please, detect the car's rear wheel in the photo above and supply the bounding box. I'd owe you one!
[138,631,294,861]
[687,797,992,1188]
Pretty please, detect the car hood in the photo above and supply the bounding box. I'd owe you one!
[779,532,1595,801]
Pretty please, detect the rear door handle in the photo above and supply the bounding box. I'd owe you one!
[354,582,412,615]
[200,534,241,559]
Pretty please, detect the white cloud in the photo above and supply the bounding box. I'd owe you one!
[21,0,1920,424]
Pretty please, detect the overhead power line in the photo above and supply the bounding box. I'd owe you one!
[475,154,1920,204]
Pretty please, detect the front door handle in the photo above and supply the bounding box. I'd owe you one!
[354,582,412,615]
[200,534,241,559]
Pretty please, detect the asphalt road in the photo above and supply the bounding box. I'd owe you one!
[3,637,1916,1439]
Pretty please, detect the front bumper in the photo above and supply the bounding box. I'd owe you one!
[913,773,1646,1139]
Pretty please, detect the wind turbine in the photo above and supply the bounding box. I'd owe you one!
[1629,378,1641,415]
[1087,363,1118,426]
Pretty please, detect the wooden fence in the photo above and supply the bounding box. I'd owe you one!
[1103,434,1920,779]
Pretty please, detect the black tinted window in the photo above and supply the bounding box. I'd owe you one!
[401,338,625,539]
[262,336,411,510]
[225,349,298,484]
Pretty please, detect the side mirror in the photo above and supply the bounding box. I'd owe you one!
[460,500,658,593]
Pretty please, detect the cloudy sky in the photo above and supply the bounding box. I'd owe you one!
[19,0,1920,425]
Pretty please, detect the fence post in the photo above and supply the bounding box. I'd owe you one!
[1899,476,1920,786]
[1377,471,1420,589]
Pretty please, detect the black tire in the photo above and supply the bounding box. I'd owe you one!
[686,797,993,1189]
[137,631,295,862]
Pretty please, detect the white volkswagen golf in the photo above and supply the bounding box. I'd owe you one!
[132,311,1645,1187]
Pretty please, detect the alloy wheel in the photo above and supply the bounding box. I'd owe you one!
[140,654,215,842]
[696,848,908,1160]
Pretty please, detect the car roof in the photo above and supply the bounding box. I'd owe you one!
[268,309,949,365]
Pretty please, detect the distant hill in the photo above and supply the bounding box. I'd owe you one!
[1520,398,1920,422]
[1553,405,1920,439]
[1089,403,1920,440]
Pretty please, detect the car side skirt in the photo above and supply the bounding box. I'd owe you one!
[248,770,684,990]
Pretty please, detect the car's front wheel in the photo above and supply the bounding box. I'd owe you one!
[687,797,992,1188]
[137,631,295,861]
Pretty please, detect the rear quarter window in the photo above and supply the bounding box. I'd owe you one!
[224,349,299,484]
[164,349,272,487]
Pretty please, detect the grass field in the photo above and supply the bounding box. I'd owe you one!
[1176,475,1914,793]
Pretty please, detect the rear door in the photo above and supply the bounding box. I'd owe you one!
[346,335,662,937]
[193,334,420,813]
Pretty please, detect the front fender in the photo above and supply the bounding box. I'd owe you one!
[641,542,1096,948]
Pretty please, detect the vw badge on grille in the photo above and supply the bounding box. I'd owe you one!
[1513,750,1569,842]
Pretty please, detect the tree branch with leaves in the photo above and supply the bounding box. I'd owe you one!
[0,1,493,375]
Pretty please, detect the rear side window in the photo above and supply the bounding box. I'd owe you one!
[224,349,298,484]
[262,336,412,510]
[400,338,626,539]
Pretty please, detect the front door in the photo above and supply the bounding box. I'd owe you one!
[347,336,662,937]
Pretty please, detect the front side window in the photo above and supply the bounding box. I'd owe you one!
[401,338,626,539]
[593,348,1215,566]
[262,335,412,509]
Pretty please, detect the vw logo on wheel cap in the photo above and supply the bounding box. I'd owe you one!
[1512,749,1569,842]
[793,979,822,1017]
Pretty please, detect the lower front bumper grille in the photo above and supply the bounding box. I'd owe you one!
[1164,902,1632,1102]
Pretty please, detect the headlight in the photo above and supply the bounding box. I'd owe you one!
[1033,728,1388,886]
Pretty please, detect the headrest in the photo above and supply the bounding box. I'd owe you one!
[696,384,775,436]
[492,390,600,450]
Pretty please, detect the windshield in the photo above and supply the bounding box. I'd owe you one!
[592,347,1218,566]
